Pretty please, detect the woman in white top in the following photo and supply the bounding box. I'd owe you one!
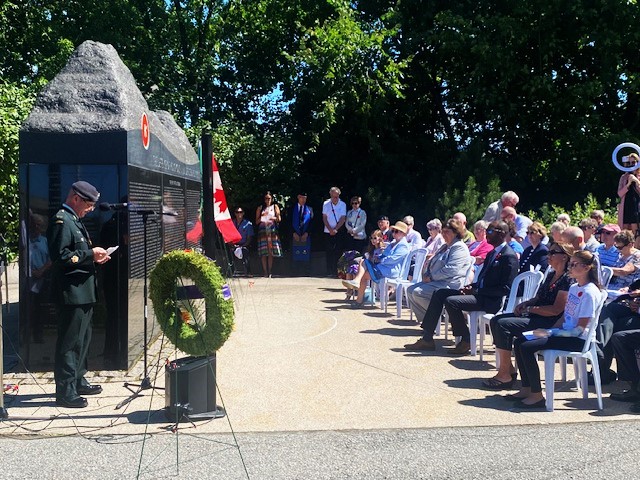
[255,191,282,277]
[509,250,602,408]
[345,196,367,253]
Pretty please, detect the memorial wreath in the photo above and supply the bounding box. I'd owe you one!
[149,250,234,356]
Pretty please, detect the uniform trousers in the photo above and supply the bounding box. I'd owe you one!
[55,305,93,400]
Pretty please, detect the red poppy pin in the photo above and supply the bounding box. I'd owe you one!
[578,291,583,297]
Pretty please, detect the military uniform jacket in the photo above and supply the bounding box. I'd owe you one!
[47,205,98,305]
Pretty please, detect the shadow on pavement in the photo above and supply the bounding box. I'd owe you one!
[360,327,421,337]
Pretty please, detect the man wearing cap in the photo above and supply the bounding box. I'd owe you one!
[405,221,518,355]
[292,193,313,275]
[322,187,347,275]
[378,216,392,243]
[596,224,622,267]
[47,181,111,408]
[342,221,411,307]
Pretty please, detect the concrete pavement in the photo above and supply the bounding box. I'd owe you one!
[1,273,639,478]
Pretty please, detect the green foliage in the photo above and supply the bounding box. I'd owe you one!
[435,175,502,223]
[527,193,617,228]
[0,81,40,258]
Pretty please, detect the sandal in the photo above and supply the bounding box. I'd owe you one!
[482,376,515,390]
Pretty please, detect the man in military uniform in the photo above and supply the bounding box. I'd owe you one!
[47,181,110,408]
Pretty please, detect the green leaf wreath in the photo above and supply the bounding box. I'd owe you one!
[149,250,234,356]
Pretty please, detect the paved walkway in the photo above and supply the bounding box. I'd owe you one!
[2,275,638,434]
[2,274,639,478]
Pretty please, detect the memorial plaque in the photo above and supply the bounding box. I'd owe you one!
[18,41,201,371]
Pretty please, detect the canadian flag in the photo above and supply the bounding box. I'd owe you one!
[212,155,242,244]
[186,154,242,245]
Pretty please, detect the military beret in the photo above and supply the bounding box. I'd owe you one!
[72,181,100,202]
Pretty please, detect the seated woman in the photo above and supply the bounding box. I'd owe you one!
[339,230,386,301]
[424,218,445,260]
[342,221,410,308]
[406,218,473,321]
[468,220,493,266]
[509,250,603,408]
[519,221,549,273]
[609,230,640,291]
[483,242,574,389]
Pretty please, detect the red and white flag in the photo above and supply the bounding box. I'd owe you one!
[212,155,242,244]
[185,153,242,245]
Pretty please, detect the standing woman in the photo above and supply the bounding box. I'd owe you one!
[510,250,603,408]
[255,191,282,277]
[345,196,368,253]
[617,153,640,235]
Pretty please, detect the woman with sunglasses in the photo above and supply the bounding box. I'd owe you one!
[484,243,574,389]
[518,221,549,274]
[508,250,603,408]
[345,196,368,253]
[608,230,640,290]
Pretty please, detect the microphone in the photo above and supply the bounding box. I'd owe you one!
[99,202,128,211]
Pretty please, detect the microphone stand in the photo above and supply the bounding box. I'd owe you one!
[115,208,174,410]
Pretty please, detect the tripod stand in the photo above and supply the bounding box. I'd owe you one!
[116,209,168,410]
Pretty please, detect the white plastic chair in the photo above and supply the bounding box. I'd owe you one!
[434,261,475,337]
[387,248,428,319]
[539,289,608,412]
[469,270,544,360]
[600,266,613,289]
[379,249,414,313]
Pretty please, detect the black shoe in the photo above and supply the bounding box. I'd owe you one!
[56,396,88,408]
[587,369,617,386]
[77,384,103,395]
[610,389,640,403]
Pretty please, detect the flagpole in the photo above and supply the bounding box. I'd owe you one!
[201,132,217,258]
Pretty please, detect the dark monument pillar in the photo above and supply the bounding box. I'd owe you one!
[18,41,202,371]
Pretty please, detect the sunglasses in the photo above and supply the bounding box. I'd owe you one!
[351,202,360,205]
[615,244,629,249]
[568,262,585,269]
[526,230,539,235]
[486,228,504,234]
[602,231,614,235]
[391,229,402,234]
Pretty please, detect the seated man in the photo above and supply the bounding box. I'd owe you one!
[579,218,601,253]
[596,224,622,267]
[404,221,519,355]
[610,328,640,413]
[500,206,532,248]
[452,212,475,246]
[343,221,410,308]
[229,207,254,274]
[406,218,472,321]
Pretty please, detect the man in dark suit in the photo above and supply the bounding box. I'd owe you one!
[47,181,111,408]
[404,220,519,355]
[292,192,313,275]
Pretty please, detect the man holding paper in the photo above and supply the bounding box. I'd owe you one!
[47,181,111,408]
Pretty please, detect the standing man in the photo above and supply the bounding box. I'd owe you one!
[483,191,519,223]
[292,192,313,275]
[322,187,347,276]
[47,181,110,408]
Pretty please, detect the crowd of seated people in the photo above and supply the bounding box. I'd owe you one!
[329,184,640,411]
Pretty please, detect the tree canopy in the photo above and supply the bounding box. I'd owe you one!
[2,0,639,252]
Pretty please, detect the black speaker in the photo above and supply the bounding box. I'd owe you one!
[165,355,223,419]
